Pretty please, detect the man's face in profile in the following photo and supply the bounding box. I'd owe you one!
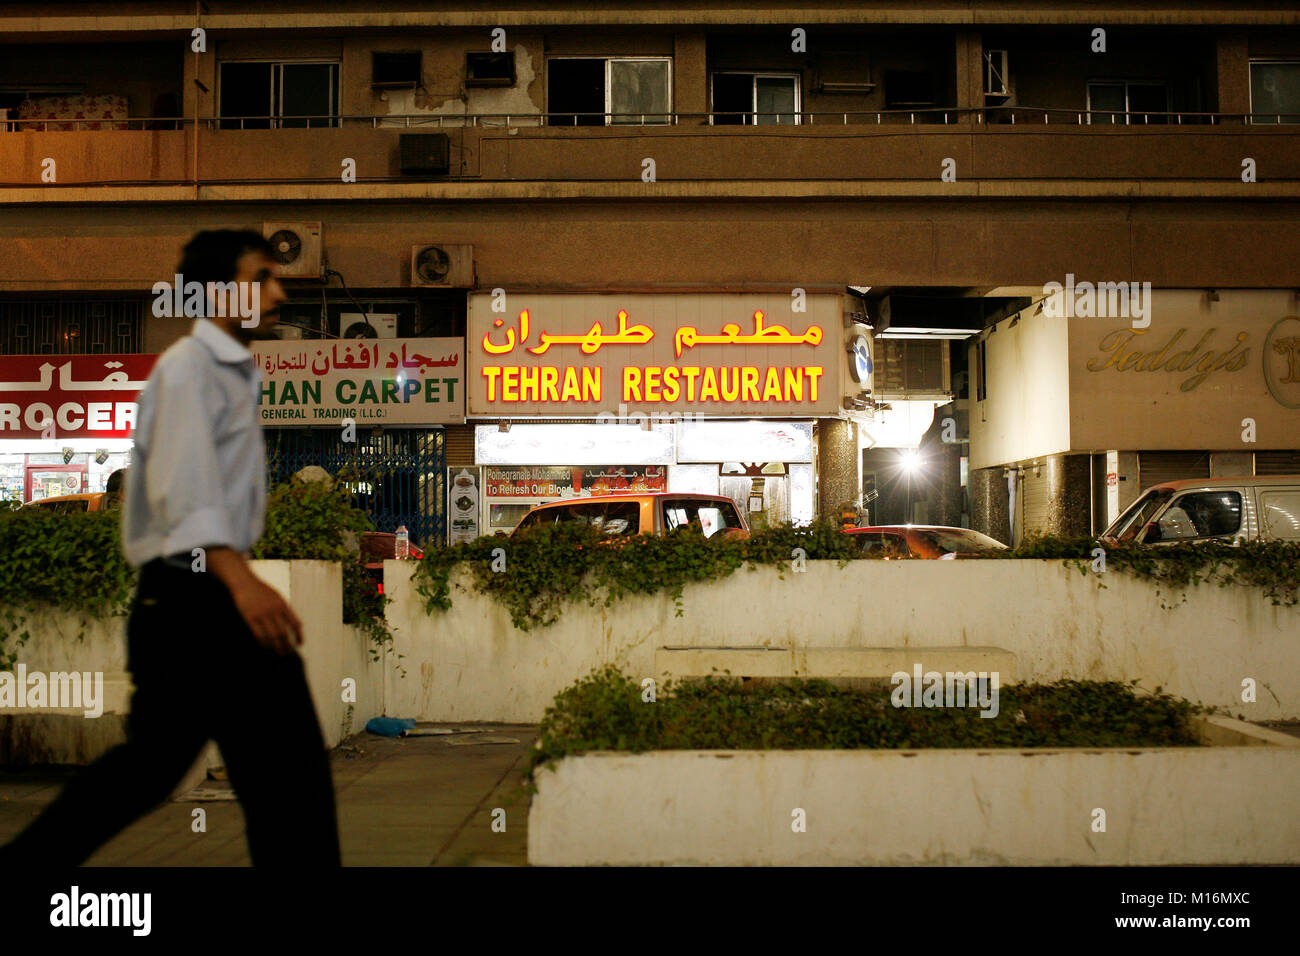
[229,250,287,343]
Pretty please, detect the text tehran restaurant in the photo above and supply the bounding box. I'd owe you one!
[456,292,868,538]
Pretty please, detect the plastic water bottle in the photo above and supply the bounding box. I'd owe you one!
[395,525,410,560]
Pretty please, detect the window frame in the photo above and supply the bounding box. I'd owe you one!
[708,70,803,126]
[1085,79,1170,125]
[1259,488,1300,540]
[1248,58,1300,124]
[545,55,673,126]
[1143,489,1244,544]
[217,58,342,129]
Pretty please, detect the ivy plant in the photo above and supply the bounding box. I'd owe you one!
[0,473,396,668]
[412,521,1300,632]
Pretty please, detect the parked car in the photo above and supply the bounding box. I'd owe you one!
[22,493,109,514]
[511,492,749,540]
[1100,475,1300,546]
[843,524,1008,559]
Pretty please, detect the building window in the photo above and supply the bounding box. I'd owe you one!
[0,299,143,355]
[1086,81,1169,124]
[711,72,800,125]
[1250,60,1300,123]
[885,71,938,109]
[975,339,987,403]
[219,61,340,128]
[546,57,671,126]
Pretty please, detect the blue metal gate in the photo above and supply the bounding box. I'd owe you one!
[263,428,447,549]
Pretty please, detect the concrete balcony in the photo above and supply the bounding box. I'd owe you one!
[2,110,1300,203]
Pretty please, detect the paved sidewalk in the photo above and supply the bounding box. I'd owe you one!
[0,724,538,866]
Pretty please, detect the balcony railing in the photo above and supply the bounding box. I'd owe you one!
[5,107,1300,131]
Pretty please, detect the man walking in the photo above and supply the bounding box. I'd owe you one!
[0,230,340,867]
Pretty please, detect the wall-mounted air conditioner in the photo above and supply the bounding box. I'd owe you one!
[410,244,474,288]
[339,312,398,338]
[262,222,323,277]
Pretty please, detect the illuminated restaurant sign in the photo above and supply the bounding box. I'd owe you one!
[251,338,464,426]
[467,293,840,417]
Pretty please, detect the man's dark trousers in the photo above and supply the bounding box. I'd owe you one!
[0,561,340,866]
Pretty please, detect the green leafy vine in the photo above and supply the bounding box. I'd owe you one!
[412,524,1300,633]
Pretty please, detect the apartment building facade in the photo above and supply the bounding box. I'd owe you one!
[1,2,1298,543]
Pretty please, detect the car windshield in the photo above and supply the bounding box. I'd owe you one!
[910,528,1007,554]
[661,498,743,538]
[1104,489,1174,542]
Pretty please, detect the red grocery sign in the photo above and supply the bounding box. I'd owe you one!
[0,354,158,439]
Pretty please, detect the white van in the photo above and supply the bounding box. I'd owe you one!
[1100,475,1300,546]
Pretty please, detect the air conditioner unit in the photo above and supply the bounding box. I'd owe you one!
[339,312,398,339]
[399,133,451,176]
[984,50,1009,97]
[410,244,474,288]
[263,222,323,278]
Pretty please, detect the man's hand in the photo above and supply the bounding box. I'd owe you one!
[229,577,304,655]
[205,547,304,654]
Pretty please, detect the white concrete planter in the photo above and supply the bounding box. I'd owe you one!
[0,560,385,768]
[527,717,1300,866]
[385,559,1300,722]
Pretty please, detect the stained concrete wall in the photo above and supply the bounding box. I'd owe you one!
[382,557,1300,722]
[0,560,384,765]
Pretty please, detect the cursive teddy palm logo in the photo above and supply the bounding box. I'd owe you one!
[1274,336,1300,383]
[1263,316,1300,409]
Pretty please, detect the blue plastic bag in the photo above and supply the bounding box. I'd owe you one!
[365,716,417,737]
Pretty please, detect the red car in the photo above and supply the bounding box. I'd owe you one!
[842,525,1007,559]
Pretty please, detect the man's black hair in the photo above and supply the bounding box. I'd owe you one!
[105,468,126,495]
[176,229,274,290]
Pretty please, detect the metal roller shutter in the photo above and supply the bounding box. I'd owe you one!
[1255,451,1300,476]
[443,424,476,467]
[1139,451,1210,489]
[1021,465,1049,537]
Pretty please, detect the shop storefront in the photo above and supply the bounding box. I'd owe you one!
[0,353,155,503]
[0,341,467,546]
[459,292,853,537]
[969,289,1300,541]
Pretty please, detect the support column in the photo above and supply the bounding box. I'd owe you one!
[1211,452,1254,477]
[1044,453,1091,538]
[955,31,985,121]
[970,466,1009,544]
[817,418,859,522]
[1215,32,1250,121]
[673,34,708,122]
[1105,451,1140,526]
